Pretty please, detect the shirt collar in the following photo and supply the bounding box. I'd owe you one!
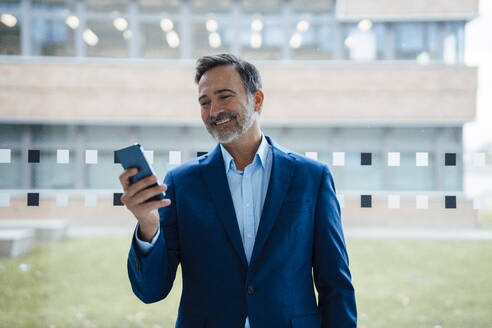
[220,133,269,172]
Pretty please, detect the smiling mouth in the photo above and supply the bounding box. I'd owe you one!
[214,118,233,126]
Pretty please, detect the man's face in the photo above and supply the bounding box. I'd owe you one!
[198,65,256,144]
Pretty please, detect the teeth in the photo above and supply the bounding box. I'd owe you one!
[216,118,231,125]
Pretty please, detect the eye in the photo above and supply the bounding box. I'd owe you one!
[220,95,232,100]
[200,101,210,106]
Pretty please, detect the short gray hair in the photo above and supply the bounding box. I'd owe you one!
[194,53,262,97]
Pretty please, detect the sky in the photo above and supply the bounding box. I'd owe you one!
[463,0,492,152]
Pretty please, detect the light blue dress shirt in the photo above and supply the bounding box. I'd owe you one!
[135,133,273,328]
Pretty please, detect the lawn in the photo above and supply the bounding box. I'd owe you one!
[478,208,492,229]
[1,237,491,328]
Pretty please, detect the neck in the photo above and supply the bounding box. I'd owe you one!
[222,122,262,171]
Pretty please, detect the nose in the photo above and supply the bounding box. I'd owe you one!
[209,99,223,119]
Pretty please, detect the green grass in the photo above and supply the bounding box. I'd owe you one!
[478,209,492,229]
[0,238,181,328]
[348,240,492,328]
[1,237,491,328]
[477,196,492,229]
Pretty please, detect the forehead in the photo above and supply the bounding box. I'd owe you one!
[198,65,244,95]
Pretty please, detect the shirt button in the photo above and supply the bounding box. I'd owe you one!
[246,202,250,207]
[247,285,255,294]
[247,233,253,238]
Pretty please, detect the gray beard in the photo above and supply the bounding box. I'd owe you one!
[207,101,256,144]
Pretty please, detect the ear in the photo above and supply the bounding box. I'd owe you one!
[253,90,264,113]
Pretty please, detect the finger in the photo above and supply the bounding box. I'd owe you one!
[133,184,167,205]
[126,174,158,198]
[140,199,171,212]
[119,168,138,191]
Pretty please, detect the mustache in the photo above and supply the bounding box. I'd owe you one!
[207,112,238,126]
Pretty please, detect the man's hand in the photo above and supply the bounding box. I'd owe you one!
[119,168,171,242]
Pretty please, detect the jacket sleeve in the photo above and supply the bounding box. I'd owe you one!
[313,165,357,327]
[127,170,180,304]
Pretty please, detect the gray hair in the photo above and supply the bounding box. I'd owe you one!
[194,53,262,97]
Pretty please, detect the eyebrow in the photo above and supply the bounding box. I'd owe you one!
[198,88,237,102]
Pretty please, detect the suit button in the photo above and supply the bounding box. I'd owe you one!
[247,285,255,294]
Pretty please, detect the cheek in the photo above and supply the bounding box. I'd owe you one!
[201,109,209,122]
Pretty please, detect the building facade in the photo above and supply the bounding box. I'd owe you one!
[0,0,479,228]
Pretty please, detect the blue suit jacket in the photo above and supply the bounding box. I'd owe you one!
[127,135,357,328]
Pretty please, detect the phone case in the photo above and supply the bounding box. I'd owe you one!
[115,144,165,202]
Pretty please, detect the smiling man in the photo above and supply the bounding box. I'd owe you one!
[120,54,357,328]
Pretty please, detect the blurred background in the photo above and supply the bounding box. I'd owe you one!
[0,0,491,327]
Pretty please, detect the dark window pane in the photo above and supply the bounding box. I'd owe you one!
[0,13,21,55]
[32,17,75,56]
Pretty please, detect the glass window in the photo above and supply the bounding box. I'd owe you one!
[0,12,21,55]
[443,22,459,64]
[192,18,232,58]
[0,149,21,189]
[387,152,434,190]
[87,151,121,189]
[32,125,74,147]
[85,150,171,189]
[150,150,171,182]
[0,0,20,7]
[31,17,75,56]
[393,22,460,62]
[86,20,128,58]
[240,18,282,60]
[85,126,132,149]
[340,151,385,191]
[0,124,23,145]
[442,153,461,190]
[343,23,380,61]
[395,22,425,60]
[32,150,76,189]
[397,23,424,52]
[373,23,385,59]
[291,19,334,60]
[427,22,441,60]
[389,127,435,149]
[141,21,180,59]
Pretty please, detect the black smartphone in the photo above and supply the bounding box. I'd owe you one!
[115,144,165,202]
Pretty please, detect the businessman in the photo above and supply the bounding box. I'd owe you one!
[119,54,357,328]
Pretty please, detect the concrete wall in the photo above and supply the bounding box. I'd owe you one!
[0,62,477,125]
[338,0,479,21]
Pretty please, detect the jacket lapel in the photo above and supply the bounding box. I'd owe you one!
[249,136,297,268]
[198,145,248,269]
[198,136,297,270]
